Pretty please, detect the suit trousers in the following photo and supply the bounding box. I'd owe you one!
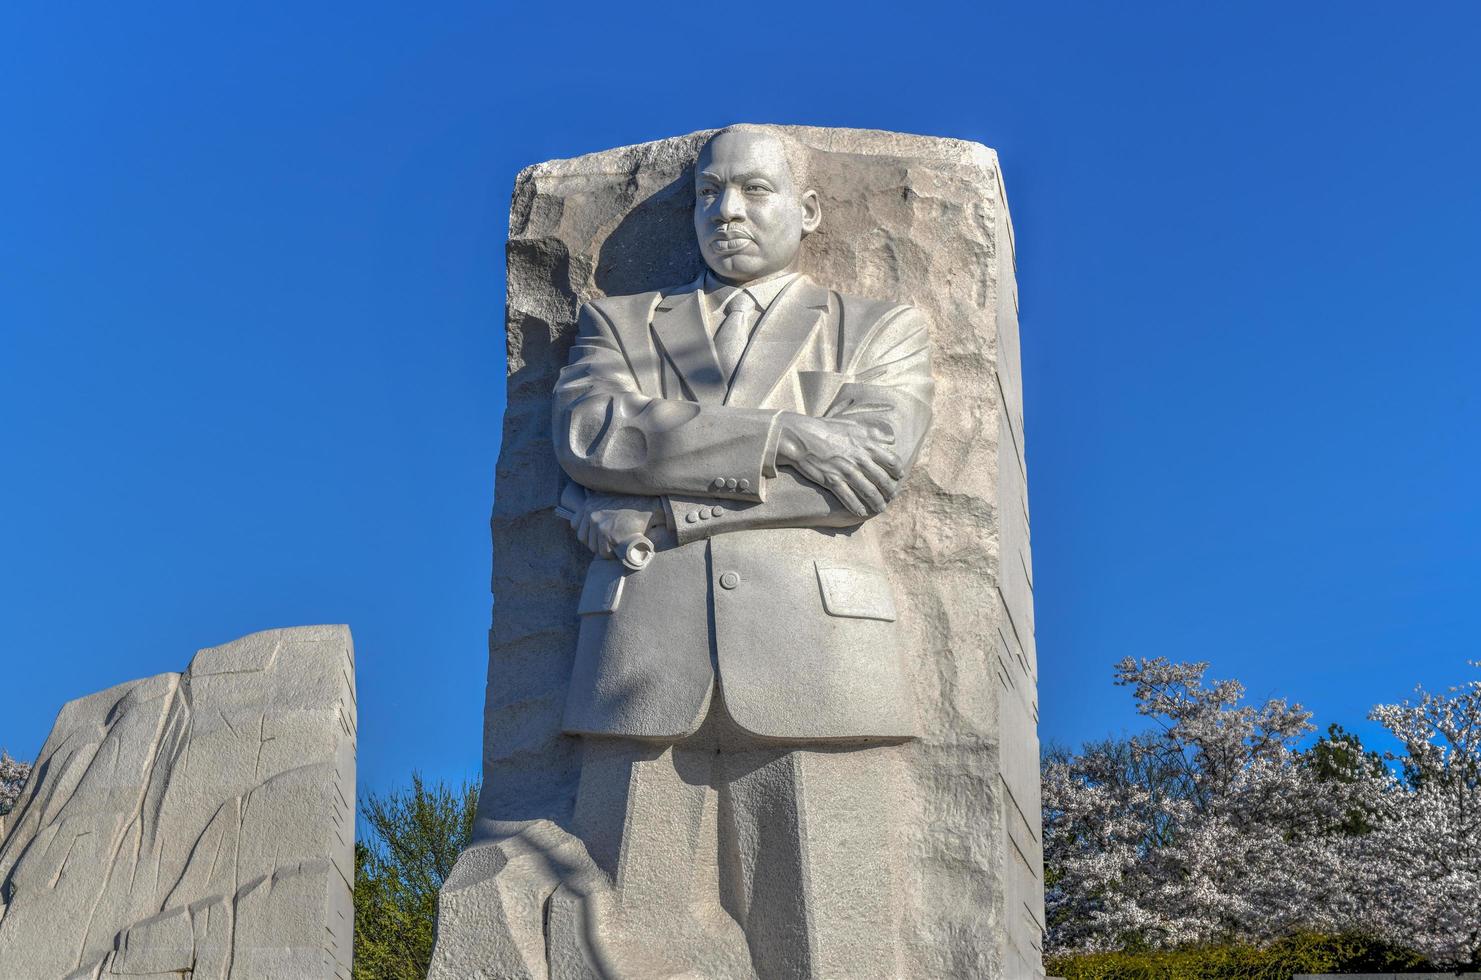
[561,686,908,980]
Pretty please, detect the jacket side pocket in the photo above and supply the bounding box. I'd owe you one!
[814,561,897,622]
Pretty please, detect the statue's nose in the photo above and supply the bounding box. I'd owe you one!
[717,186,745,221]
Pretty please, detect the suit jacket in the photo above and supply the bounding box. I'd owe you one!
[552,274,934,741]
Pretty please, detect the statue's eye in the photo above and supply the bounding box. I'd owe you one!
[745,183,769,194]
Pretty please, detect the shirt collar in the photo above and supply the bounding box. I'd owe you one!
[703,271,800,315]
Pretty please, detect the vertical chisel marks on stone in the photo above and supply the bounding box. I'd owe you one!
[74,675,180,970]
[48,829,90,889]
[253,711,277,780]
[217,706,243,739]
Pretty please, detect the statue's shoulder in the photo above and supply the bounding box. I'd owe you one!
[819,285,931,371]
[585,279,702,323]
[825,285,923,331]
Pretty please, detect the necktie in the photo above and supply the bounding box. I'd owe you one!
[714,289,757,382]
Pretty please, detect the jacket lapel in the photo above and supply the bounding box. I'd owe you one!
[725,276,830,407]
[650,280,727,404]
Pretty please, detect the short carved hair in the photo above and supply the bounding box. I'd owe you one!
[701,124,813,194]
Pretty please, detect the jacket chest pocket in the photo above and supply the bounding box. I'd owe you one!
[814,561,897,622]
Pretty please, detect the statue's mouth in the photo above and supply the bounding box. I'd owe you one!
[710,236,752,254]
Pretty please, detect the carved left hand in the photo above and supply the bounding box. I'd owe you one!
[571,492,662,559]
[775,412,902,518]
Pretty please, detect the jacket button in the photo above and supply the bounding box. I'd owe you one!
[725,478,738,490]
[712,477,727,490]
[719,571,740,590]
[699,509,711,520]
[710,506,725,518]
[738,479,750,491]
[685,511,698,524]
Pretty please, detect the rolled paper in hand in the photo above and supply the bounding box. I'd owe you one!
[615,533,654,571]
[555,482,654,572]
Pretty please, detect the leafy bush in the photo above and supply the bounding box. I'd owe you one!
[354,774,479,980]
[1047,931,1426,980]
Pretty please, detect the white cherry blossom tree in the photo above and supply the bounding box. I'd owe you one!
[1043,659,1480,968]
[1,750,30,817]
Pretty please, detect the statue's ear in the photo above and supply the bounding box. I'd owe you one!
[800,188,822,235]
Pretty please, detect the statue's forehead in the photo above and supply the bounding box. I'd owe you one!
[696,131,790,176]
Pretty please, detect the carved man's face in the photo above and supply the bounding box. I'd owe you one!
[694,130,821,284]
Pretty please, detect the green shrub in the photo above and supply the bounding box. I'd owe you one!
[354,774,479,980]
[1046,931,1427,980]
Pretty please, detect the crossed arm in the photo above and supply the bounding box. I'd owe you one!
[553,300,934,557]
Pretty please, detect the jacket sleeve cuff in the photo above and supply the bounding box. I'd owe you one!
[690,410,776,503]
[761,412,782,482]
[669,496,737,545]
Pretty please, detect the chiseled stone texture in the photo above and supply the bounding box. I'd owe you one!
[0,625,356,980]
[434,126,1043,978]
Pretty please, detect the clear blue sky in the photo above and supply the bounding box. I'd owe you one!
[3,3,1478,797]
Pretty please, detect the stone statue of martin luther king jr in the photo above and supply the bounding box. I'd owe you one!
[548,124,935,978]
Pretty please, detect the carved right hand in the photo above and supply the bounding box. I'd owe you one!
[775,412,904,517]
[572,492,661,560]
